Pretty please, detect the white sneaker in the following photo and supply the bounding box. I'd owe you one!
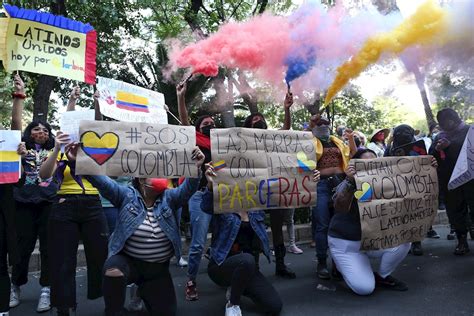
[288,244,304,254]
[225,302,242,316]
[127,284,144,312]
[9,285,20,308]
[36,286,51,313]
[178,257,188,267]
[0,311,9,315]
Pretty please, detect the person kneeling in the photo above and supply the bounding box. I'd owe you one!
[328,149,414,295]
[66,144,204,316]
[204,164,320,315]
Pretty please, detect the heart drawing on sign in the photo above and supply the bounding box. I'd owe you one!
[296,151,317,173]
[80,131,119,165]
[354,182,372,202]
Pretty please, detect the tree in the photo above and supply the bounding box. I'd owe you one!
[430,71,474,124]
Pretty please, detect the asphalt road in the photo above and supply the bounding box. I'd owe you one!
[11,225,474,316]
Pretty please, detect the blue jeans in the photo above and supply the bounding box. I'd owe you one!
[103,207,118,235]
[187,190,212,281]
[311,179,333,261]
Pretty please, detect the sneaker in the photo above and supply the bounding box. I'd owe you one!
[374,273,408,291]
[127,284,144,312]
[9,284,20,308]
[36,286,51,313]
[177,257,188,267]
[426,229,440,239]
[447,229,456,240]
[0,312,8,316]
[225,302,242,316]
[317,261,330,280]
[185,280,199,301]
[288,244,303,254]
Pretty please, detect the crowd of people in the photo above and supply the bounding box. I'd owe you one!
[0,74,471,316]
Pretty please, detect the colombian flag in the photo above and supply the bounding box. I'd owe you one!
[0,151,20,184]
[116,91,149,113]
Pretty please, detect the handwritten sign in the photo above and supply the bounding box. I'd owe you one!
[0,130,21,184]
[448,126,473,190]
[96,76,167,124]
[353,156,438,250]
[0,4,96,83]
[75,121,197,178]
[60,110,95,143]
[211,128,317,213]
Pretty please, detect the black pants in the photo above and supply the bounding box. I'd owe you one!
[103,253,176,316]
[12,201,51,287]
[446,180,474,235]
[0,209,10,312]
[208,253,282,315]
[48,195,108,309]
[269,209,285,247]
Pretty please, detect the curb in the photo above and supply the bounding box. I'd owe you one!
[27,209,450,272]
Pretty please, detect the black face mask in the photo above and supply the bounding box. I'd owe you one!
[201,125,215,137]
[252,120,267,129]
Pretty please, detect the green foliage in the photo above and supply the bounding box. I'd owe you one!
[430,71,474,124]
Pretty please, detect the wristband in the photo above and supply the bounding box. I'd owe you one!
[12,92,26,99]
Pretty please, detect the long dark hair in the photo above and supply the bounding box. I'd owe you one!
[243,112,266,128]
[23,121,55,150]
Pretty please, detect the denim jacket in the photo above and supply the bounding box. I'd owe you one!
[210,211,271,266]
[86,173,200,259]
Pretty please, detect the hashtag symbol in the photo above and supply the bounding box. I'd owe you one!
[126,128,142,144]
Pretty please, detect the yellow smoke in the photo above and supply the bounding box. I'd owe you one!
[324,0,448,106]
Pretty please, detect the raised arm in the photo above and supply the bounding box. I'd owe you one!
[11,74,25,131]
[67,86,81,112]
[39,132,71,179]
[176,81,191,126]
[93,90,103,121]
[344,129,358,157]
[281,92,293,130]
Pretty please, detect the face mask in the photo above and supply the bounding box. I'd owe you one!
[252,120,267,129]
[150,178,169,195]
[312,125,330,141]
[30,132,49,145]
[201,125,215,137]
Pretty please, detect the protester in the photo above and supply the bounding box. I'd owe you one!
[354,131,367,148]
[327,148,439,295]
[242,92,297,277]
[384,124,428,256]
[0,123,21,316]
[367,128,389,158]
[39,89,108,315]
[430,109,473,255]
[203,163,321,315]
[7,74,56,313]
[64,142,204,316]
[309,113,357,279]
[177,80,215,300]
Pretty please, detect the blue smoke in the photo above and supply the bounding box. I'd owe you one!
[285,48,316,86]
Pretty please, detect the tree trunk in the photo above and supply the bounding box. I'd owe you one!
[413,68,437,128]
[32,0,67,122]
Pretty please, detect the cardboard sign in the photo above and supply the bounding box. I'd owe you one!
[391,139,427,156]
[353,156,438,250]
[75,121,197,178]
[0,5,96,83]
[0,130,21,184]
[448,126,473,190]
[211,128,317,213]
[60,110,95,143]
[96,76,167,124]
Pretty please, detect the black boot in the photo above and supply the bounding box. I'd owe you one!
[331,260,342,281]
[447,227,456,240]
[274,244,296,279]
[317,259,330,280]
[454,233,470,255]
[52,307,76,316]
